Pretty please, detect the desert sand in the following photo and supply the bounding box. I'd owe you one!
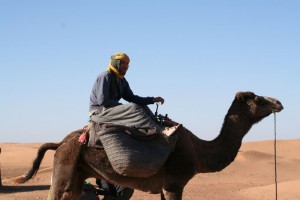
[0,139,299,200]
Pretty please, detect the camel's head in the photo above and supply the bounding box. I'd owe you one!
[235,91,284,122]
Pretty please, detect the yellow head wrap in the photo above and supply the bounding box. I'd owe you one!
[111,52,130,63]
[107,52,130,79]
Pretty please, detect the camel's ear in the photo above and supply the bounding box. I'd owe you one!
[236,91,255,102]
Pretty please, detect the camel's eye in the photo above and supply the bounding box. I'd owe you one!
[254,96,264,104]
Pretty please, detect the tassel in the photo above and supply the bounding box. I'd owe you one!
[78,132,87,143]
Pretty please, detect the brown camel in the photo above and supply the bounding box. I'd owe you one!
[15,91,283,200]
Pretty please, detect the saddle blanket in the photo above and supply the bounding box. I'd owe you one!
[87,123,180,178]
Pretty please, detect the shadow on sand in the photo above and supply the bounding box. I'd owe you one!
[0,185,50,194]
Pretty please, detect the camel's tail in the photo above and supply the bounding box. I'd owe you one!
[14,142,61,184]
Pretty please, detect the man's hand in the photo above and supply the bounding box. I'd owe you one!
[153,97,165,105]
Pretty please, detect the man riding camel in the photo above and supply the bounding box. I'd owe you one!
[89,52,177,133]
[89,52,178,199]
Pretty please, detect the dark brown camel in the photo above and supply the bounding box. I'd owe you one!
[15,91,283,200]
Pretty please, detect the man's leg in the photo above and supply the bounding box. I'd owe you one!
[96,179,133,200]
[114,185,134,200]
[91,103,162,132]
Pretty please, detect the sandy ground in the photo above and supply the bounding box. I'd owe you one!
[0,139,299,200]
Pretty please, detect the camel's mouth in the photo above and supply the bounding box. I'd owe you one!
[272,104,284,112]
[265,97,284,112]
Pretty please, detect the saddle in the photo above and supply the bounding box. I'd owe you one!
[80,122,181,178]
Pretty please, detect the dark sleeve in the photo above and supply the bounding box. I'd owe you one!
[122,79,154,105]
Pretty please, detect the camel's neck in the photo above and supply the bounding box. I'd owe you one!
[191,103,253,173]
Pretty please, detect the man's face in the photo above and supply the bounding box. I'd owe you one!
[119,61,129,75]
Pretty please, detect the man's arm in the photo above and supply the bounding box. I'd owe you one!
[90,73,120,108]
[122,79,164,105]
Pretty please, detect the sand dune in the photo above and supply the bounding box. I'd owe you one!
[0,139,299,200]
[239,179,300,200]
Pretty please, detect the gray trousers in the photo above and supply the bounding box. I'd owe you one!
[90,103,162,133]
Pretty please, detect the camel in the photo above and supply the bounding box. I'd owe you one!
[15,91,283,200]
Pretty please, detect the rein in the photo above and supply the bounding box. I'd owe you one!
[273,112,278,200]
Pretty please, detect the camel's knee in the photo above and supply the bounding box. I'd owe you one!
[61,191,82,200]
[161,188,183,200]
[47,187,81,200]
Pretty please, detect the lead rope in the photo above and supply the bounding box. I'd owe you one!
[273,112,278,200]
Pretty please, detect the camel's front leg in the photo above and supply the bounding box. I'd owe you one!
[161,188,183,200]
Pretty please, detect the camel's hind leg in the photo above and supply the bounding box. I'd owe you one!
[48,170,85,200]
[48,139,86,200]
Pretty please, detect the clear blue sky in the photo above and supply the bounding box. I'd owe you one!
[1,1,299,142]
